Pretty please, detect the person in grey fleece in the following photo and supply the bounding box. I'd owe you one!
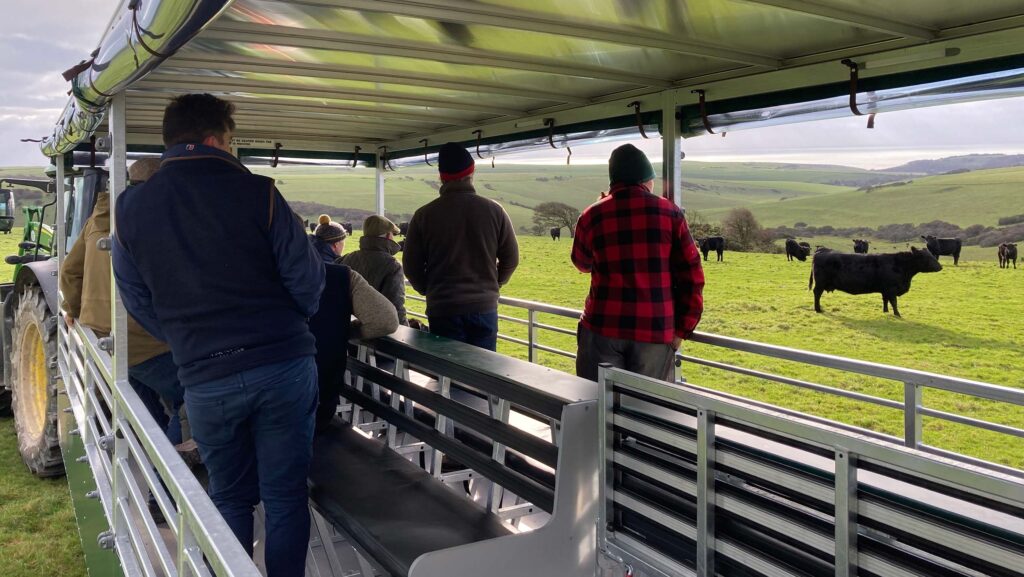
[338,214,408,326]
[403,143,519,350]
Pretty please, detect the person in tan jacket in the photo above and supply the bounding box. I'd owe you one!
[60,158,192,452]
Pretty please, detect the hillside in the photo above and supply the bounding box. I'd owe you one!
[881,153,1024,175]
[705,166,1024,228]
[258,161,896,230]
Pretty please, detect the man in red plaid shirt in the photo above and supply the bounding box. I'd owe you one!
[572,144,705,382]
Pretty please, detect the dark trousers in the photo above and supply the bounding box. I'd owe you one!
[576,323,676,382]
[185,356,318,577]
[428,311,499,351]
[129,352,185,444]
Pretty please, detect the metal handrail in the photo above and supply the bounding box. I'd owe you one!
[406,292,1024,473]
[58,320,261,577]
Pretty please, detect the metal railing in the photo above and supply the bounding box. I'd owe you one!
[407,293,1024,477]
[57,319,261,577]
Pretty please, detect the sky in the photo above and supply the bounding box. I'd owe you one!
[2,0,1023,170]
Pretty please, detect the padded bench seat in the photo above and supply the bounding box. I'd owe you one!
[309,418,512,577]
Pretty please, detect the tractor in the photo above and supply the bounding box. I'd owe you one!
[0,153,105,477]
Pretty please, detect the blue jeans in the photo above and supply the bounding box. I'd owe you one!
[428,311,499,351]
[129,352,185,444]
[185,356,318,577]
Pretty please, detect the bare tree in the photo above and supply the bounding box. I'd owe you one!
[722,208,766,251]
[532,202,581,237]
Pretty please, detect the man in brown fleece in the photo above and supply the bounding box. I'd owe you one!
[403,142,519,350]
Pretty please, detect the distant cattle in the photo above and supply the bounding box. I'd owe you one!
[698,236,725,262]
[309,222,317,233]
[809,247,942,317]
[921,235,962,265]
[550,227,561,241]
[399,221,410,236]
[341,222,354,235]
[785,239,810,262]
[999,243,1018,269]
[853,239,869,254]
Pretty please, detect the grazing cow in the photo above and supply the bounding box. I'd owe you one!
[815,246,833,254]
[785,238,810,262]
[809,247,942,317]
[341,222,354,235]
[853,239,870,254]
[999,243,1018,269]
[550,227,561,241]
[698,236,725,262]
[921,235,962,265]
[398,221,410,236]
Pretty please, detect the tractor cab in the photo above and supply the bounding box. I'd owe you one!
[0,188,15,234]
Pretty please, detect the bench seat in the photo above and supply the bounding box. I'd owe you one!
[309,418,512,577]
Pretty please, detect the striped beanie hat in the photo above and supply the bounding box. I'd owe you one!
[438,142,475,182]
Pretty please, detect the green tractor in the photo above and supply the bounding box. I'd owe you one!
[0,155,104,478]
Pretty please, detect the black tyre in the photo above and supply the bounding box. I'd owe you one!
[0,387,10,416]
[10,284,63,477]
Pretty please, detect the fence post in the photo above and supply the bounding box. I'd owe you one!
[834,449,858,577]
[696,409,716,577]
[903,382,922,449]
[527,309,537,363]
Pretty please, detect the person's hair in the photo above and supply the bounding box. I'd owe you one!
[128,158,162,183]
[162,94,236,147]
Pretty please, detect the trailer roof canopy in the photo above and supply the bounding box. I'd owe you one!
[42,0,1024,160]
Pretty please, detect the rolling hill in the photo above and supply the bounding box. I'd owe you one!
[705,166,1024,228]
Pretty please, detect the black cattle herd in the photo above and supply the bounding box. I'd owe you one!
[708,234,1017,317]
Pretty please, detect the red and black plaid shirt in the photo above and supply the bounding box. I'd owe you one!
[571,184,705,344]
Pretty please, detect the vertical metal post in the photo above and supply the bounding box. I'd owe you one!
[55,154,66,266]
[527,309,537,363]
[661,92,682,207]
[834,449,858,577]
[487,396,511,512]
[696,408,716,577]
[108,91,130,552]
[430,376,451,479]
[903,382,922,448]
[596,364,615,551]
[375,153,385,216]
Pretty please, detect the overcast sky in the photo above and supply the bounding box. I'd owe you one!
[3,0,1023,170]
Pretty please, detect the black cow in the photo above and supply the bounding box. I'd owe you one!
[921,235,962,266]
[853,239,869,254]
[698,236,725,262]
[785,239,810,262]
[814,245,833,255]
[399,221,410,236]
[999,243,1018,269]
[809,247,942,317]
[309,222,317,233]
[341,222,354,235]
[550,227,561,241]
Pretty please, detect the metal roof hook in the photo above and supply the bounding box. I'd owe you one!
[472,129,486,160]
[377,145,394,171]
[544,118,558,149]
[566,146,572,166]
[419,139,432,166]
[840,58,866,116]
[271,142,282,168]
[351,145,361,168]
[628,101,649,139]
[866,112,876,129]
[691,89,715,135]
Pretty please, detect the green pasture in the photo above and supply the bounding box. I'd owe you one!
[710,166,1024,228]
[402,236,1024,468]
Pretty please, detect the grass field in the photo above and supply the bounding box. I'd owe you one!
[396,236,1024,468]
[710,166,1024,227]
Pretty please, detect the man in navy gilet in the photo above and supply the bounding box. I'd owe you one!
[112,94,325,576]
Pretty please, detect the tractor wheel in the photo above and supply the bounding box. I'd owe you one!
[10,285,63,477]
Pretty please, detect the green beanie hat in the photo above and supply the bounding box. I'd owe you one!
[608,143,656,185]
